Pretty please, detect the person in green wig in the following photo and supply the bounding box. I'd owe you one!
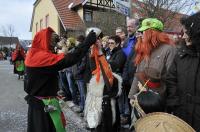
[128,18,177,128]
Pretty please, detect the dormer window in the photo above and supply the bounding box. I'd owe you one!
[84,9,93,22]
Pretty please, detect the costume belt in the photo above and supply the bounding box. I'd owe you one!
[25,95,66,132]
[146,81,161,89]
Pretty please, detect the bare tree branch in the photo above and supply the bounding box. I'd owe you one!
[133,0,193,29]
[0,25,17,49]
[1,25,15,37]
[1,26,8,36]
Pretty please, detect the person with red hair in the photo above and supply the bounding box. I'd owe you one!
[128,18,176,117]
[12,43,26,79]
[24,27,96,132]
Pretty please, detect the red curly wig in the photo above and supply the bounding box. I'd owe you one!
[134,29,174,65]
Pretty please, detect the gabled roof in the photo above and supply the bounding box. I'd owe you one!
[30,0,86,32]
[0,36,19,45]
[52,0,85,31]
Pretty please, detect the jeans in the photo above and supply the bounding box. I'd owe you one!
[66,71,78,104]
[76,79,86,111]
[58,71,72,100]
[118,89,130,117]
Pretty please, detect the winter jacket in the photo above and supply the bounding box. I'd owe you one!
[72,56,87,80]
[122,36,136,57]
[166,44,200,131]
[122,36,137,89]
[129,44,176,99]
[108,46,126,75]
[83,51,92,83]
[122,47,136,88]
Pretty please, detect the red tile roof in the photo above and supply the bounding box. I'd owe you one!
[52,0,85,30]
[71,0,83,8]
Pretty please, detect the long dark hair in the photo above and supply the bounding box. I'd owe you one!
[181,12,200,50]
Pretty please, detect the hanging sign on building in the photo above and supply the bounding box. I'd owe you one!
[191,0,200,15]
[114,0,131,16]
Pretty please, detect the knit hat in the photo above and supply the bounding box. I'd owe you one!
[68,37,75,45]
[67,37,76,48]
[86,27,103,39]
[138,18,164,32]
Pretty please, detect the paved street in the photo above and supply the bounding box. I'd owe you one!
[0,60,129,132]
[0,60,27,132]
[0,60,87,132]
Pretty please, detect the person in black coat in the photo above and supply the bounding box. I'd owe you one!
[166,11,200,131]
[24,27,96,132]
[107,35,126,75]
[107,35,126,129]
[72,35,87,113]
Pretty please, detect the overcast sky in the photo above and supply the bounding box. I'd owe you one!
[0,0,35,40]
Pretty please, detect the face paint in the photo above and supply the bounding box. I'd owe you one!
[51,33,60,47]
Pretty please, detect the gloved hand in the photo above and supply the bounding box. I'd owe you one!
[84,31,97,46]
[130,99,135,106]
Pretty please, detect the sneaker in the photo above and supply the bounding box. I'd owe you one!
[20,76,24,79]
[71,105,82,113]
[120,116,129,125]
[59,99,66,108]
[85,123,92,130]
[121,124,130,129]
[79,112,84,117]
[66,101,75,108]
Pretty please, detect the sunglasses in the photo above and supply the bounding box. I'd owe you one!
[136,31,143,38]
[108,42,115,45]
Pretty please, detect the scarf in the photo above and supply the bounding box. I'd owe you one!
[91,45,113,87]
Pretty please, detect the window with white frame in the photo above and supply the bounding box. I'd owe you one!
[36,22,38,32]
[84,9,93,22]
[40,19,43,30]
[45,14,49,28]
